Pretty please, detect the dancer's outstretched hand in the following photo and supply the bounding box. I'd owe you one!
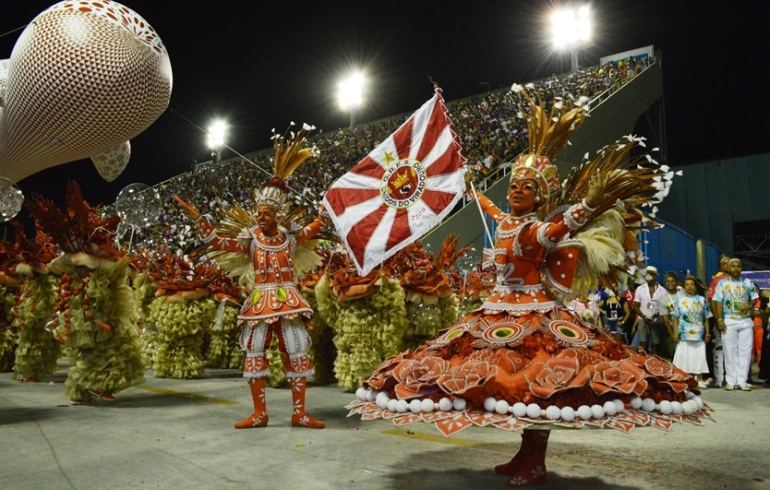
[173,195,200,219]
[585,172,610,208]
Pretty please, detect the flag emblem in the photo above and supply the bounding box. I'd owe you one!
[324,88,467,276]
[381,159,426,208]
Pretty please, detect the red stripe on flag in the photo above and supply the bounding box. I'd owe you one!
[415,100,448,163]
[324,188,380,217]
[347,204,388,268]
[425,145,460,177]
[392,118,414,160]
[350,156,387,180]
[420,188,459,215]
[385,208,412,252]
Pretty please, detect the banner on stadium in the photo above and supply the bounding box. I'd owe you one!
[323,87,467,276]
[600,45,654,66]
[741,271,770,290]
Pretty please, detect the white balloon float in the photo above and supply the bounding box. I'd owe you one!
[0,1,173,184]
[0,176,23,222]
[116,183,161,229]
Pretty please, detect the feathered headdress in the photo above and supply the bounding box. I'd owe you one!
[24,181,121,259]
[509,84,587,201]
[255,123,319,216]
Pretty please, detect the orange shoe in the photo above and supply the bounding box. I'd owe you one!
[235,378,269,429]
[235,412,269,429]
[291,413,325,429]
[290,377,325,429]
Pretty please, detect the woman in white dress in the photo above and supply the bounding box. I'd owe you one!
[671,276,711,388]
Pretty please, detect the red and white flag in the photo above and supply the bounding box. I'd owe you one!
[323,88,467,276]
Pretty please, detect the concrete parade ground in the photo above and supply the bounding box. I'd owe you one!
[1,363,769,490]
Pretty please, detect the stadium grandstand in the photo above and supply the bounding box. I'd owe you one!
[106,54,659,259]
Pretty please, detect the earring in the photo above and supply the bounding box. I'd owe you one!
[534,195,541,203]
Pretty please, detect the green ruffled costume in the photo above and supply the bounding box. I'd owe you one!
[316,274,407,392]
[53,257,145,401]
[150,296,216,379]
[133,272,160,367]
[205,299,244,370]
[0,284,17,372]
[13,273,60,380]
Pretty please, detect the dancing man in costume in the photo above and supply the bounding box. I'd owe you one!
[176,126,327,429]
[350,87,702,487]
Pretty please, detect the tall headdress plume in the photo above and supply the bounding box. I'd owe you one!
[508,84,587,203]
[255,123,319,216]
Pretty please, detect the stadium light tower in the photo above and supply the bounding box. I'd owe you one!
[552,5,591,71]
[338,72,364,128]
[206,120,227,163]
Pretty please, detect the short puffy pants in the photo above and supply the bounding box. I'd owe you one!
[239,316,314,379]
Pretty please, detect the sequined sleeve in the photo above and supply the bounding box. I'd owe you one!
[563,199,596,230]
[296,214,327,246]
[476,192,507,224]
[195,216,248,253]
[518,199,596,247]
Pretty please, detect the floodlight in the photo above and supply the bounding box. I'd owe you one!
[338,73,364,110]
[207,120,226,149]
[552,5,591,48]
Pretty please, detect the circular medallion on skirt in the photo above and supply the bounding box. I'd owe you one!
[380,159,426,209]
[548,320,590,347]
[434,323,470,345]
[481,322,527,346]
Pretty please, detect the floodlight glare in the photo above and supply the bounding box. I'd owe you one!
[207,120,226,149]
[552,5,591,48]
[338,73,364,110]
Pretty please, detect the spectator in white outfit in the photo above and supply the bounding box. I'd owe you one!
[712,258,758,391]
[633,266,667,355]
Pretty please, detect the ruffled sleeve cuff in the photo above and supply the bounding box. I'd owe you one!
[195,216,217,243]
[564,199,595,230]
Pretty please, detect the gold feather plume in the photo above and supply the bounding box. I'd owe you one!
[515,88,586,162]
[272,125,318,181]
[543,137,667,297]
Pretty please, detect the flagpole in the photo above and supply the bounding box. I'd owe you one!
[467,179,494,247]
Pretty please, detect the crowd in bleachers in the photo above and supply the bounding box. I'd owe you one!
[111,58,653,253]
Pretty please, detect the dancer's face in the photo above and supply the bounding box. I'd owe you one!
[728,260,742,279]
[665,275,678,292]
[508,178,538,216]
[684,279,697,296]
[256,206,278,236]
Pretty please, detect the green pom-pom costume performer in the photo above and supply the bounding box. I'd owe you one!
[316,265,407,392]
[205,275,246,370]
[0,236,22,373]
[132,268,159,367]
[176,124,330,429]
[26,182,144,404]
[145,250,219,379]
[0,283,17,372]
[9,221,60,381]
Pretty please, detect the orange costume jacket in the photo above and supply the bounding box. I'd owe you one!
[476,193,593,316]
[196,216,325,324]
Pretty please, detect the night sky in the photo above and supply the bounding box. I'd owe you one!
[2,0,769,213]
